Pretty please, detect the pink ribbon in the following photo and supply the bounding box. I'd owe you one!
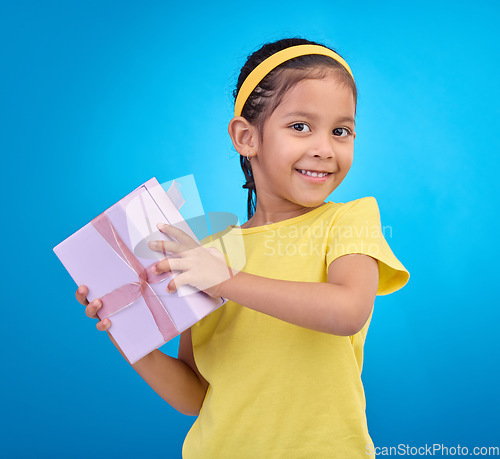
[91,213,178,342]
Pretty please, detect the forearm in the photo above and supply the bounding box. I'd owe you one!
[219,272,360,336]
[108,333,206,416]
[132,350,206,416]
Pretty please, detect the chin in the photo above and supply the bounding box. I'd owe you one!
[295,197,328,208]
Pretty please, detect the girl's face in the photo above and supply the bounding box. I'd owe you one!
[251,72,356,215]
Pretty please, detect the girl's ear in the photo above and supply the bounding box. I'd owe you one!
[228,116,259,159]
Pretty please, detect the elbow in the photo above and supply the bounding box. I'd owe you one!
[178,383,207,417]
[327,299,374,336]
[181,407,201,417]
[324,317,359,337]
[177,399,203,417]
[332,322,362,337]
[349,300,374,335]
[345,319,367,336]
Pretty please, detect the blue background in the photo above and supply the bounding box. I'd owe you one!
[1,1,498,457]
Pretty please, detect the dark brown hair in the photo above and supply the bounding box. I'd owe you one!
[233,37,357,220]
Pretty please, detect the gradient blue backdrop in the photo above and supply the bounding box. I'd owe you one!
[1,1,498,457]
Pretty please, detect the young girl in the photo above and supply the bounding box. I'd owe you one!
[76,37,409,457]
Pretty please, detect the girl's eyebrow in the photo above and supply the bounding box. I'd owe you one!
[284,111,318,120]
[284,111,355,124]
[336,115,356,124]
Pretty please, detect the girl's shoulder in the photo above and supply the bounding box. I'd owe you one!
[325,196,383,230]
[325,195,379,221]
[331,195,378,209]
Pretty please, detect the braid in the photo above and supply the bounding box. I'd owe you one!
[240,155,256,220]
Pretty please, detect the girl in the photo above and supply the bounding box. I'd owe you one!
[76,37,410,457]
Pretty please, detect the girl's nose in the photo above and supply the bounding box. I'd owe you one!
[311,135,335,159]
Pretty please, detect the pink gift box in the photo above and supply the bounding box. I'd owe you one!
[53,177,225,364]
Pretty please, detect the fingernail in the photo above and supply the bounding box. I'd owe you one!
[149,241,159,250]
[92,300,100,308]
[157,223,168,231]
[78,286,84,294]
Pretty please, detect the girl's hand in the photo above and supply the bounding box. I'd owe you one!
[148,224,236,299]
[75,285,111,332]
[75,286,129,362]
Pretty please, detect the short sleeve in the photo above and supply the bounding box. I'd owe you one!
[326,196,410,295]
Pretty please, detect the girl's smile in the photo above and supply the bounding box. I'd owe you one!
[248,72,356,224]
[295,168,333,181]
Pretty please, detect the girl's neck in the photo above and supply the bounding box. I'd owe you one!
[241,202,327,229]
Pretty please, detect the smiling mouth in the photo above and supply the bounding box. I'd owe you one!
[296,169,332,178]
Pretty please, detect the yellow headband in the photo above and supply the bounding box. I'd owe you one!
[234,44,355,117]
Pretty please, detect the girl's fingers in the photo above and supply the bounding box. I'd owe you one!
[76,285,89,306]
[157,224,198,249]
[167,278,177,293]
[154,258,170,274]
[77,286,110,332]
[167,273,188,293]
[86,299,102,319]
[96,318,111,331]
[148,239,180,254]
[154,256,185,274]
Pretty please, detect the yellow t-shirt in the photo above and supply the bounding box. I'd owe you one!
[182,197,410,458]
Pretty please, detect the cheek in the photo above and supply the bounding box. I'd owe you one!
[338,145,354,167]
[336,149,354,179]
[346,152,354,169]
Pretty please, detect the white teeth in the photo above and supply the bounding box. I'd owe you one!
[299,169,329,178]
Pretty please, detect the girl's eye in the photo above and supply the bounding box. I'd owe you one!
[291,123,311,132]
[333,127,351,137]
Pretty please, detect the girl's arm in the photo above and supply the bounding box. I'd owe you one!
[131,329,208,416]
[217,253,379,336]
[151,226,379,336]
[76,286,207,416]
